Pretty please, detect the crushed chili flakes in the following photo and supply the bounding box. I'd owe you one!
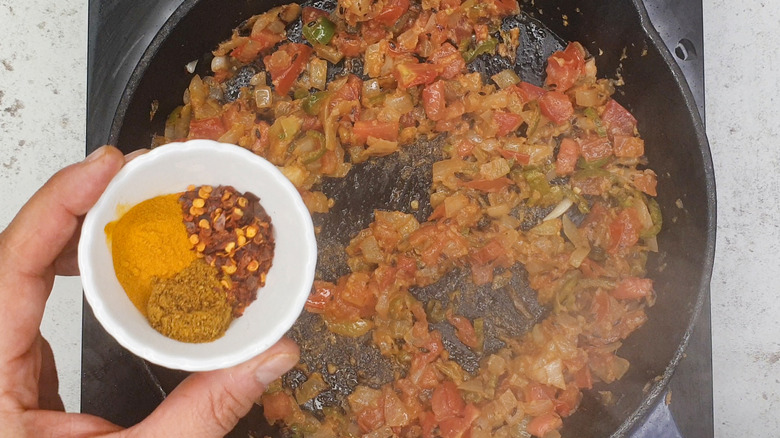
[180,185,275,316]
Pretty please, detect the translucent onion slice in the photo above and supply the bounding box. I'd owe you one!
[543,197,574,222]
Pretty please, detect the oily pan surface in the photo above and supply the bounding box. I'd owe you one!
[110,0,714,436]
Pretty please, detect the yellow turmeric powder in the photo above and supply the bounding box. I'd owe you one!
[105,194,196,316]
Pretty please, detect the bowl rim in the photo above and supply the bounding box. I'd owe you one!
[78,139,317,371]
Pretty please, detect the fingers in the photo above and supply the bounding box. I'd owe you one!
[0,146,124,365]
[17,410,123,438]
[48,147,147,277]
[125,338,299,438]
[0,145,125,282]
[124,148,149,163]
[37,335,64,412]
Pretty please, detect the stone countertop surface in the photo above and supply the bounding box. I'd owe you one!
[0,0,777,435]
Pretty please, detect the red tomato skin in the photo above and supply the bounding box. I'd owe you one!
[527,412,563,437]
[470,239,505,266]
[250,121,271,153]
[429,43,466,80]
[524,383,556,402]
[554,384,582,417]
[602,99,637,138]
[493,110,524,137]
[395,253,415,268]
[613,135,645,158]
[334,74,363,103]
[510,81,546,103]
[261,391,294,423]
[490,0,520,14]
[301,6,329,24]
[352,120,400,145]
[609,208,641,253]
[447,313,479,349]
[394,62,440,89]
[263,43,313,96]
[438,404,480,438]
[462,177,513,193]
[356,406,386,433]
[556,137,579,175]
[498,149,530,164]
[612,277,654,300]
[333,32,364,57]
[545,42,586,92]
[574,366,594,389]
[420,411,437,438]
[540,91,574,124]
[633,170,658,196]
[431,381,465,421]
[231,31,284,63]
[188,117,226,140]
[374,0,411,27]
[579,136,613,162]
[422,80,447,121]
[305,280,336,313]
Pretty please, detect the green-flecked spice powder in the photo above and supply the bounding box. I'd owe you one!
[147,259,233,343]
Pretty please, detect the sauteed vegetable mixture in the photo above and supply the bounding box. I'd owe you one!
[158,0,661,436]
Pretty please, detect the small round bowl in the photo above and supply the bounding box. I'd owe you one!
[78,140,317,371]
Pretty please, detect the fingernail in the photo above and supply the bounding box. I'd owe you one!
[85,145,108,163]
[255,353,298,387]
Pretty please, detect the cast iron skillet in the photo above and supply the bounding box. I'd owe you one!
[104,0,716,436]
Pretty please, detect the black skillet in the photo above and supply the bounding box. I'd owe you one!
[85,0,715,436]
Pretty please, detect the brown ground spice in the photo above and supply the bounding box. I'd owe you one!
[147,259,233,343]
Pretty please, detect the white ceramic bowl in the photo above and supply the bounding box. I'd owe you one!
[78,140,317,371]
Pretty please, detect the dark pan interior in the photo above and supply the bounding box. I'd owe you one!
[108,0,715,436]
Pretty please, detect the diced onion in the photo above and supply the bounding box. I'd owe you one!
[363,426,395,438]
[562,215,591,267]
[645,235,659,252]
[362,79,382,99]
[249,72,267,86]
[217,126,243,144]
[530,219,560,236]
[384,91,414,114]
[254,86,273,108]
[480,157,510,180]
[397,28,421,52]
[294,372,328,404]
[491,69,521,89]
[458,379,487,396]
[486,204,511,218]
[309,57,328,91]
[444,193,470,218]
[314,43,344,64]
[562,215,588,248]
[280,163,308,187]
[543,197,574,221]
[364,42,384,78]
[633,198,654,230]
[348,386,382,412]
[569,246,590,268]
[359,235,384,264]
[432,158,467,184]
[575,88,600,107]
[267,19,285,34]
[210,55,229,72]
[185,59,198,74]
[365,137,399,157]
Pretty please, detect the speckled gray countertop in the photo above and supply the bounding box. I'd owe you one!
[0,0,777,435]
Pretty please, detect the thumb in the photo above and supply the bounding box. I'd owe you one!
[125,338,299,438]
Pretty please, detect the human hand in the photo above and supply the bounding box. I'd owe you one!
[0,146,299,437]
